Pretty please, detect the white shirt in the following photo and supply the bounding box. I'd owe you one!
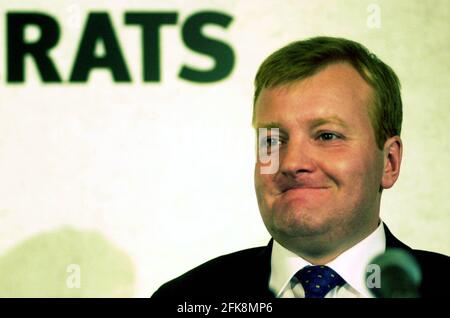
[269,222,386,298]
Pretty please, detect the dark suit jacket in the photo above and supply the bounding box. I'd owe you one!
[152,225,449,298]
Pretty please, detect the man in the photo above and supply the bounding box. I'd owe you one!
[152,36,449,298]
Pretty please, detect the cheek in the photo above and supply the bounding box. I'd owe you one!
[320,150,381,191]
[254,172,270,197]
[254,164,276,205]
[254,163,261,187]
[254,164,265,196]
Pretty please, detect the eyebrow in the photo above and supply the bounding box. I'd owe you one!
[254,122,282,129]
[253,122,286,138]
[254,116,349,131]
[309,116,350,129]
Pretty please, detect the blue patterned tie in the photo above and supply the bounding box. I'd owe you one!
[295,265,346,298]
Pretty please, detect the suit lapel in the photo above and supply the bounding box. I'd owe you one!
[250,239,275,297]
[383,223,413,251]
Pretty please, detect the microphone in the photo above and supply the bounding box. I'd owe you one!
[366,248,422,298]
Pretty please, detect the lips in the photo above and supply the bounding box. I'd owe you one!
[284,186,328,192]
[279,184,329,194]
[278,186,330,205]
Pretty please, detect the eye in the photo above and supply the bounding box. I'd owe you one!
[317,132,342,141]
[260,136,282,148]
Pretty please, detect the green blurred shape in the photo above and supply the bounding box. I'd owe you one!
[0,227,135,297]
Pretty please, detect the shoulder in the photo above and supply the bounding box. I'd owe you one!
[152,245,273,297]
[410,249,449,298]
[384,224,449,297]
[410,248,450,276]
[411,249,450,266]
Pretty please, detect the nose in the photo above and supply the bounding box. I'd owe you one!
[279,139,316,178]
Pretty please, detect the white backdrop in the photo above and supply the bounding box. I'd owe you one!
[0,0,448,297]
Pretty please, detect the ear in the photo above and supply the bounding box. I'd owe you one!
[381,136,403,189]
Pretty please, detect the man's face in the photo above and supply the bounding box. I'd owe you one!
[254,62,388,257]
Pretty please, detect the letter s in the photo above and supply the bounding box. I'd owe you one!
[179,11,235,83]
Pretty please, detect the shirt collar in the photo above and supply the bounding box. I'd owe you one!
[269,221,386,297]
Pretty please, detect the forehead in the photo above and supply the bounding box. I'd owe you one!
[253,62,374,128]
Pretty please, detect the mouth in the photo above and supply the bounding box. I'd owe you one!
[279,186,330,195]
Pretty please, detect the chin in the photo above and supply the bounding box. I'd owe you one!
[269,208,335,239]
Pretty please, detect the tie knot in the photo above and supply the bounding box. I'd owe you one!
[295,265,346,298]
